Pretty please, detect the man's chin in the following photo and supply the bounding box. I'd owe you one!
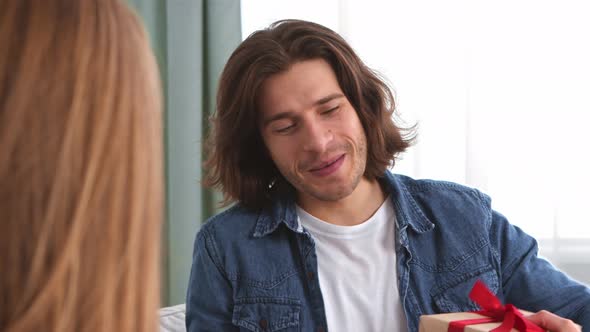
[307,186,355,202]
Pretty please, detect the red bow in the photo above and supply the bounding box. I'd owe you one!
[447,280,544,332]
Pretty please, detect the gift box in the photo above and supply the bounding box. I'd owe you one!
[418,280,544,332]
[419,310,535,332]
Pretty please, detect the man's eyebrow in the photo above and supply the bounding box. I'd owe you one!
[314,93,345,106]
[262,93,345,127]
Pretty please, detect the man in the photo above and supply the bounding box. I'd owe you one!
[186,19,589,332]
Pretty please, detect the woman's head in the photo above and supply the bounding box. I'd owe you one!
[0,1,163,331]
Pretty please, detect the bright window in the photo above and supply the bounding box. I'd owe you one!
[241,0,590,283]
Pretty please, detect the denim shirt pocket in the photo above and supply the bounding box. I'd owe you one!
[430,266,500,313]
[232,297,301,332]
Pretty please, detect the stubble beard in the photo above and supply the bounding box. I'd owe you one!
[282,135,368,203]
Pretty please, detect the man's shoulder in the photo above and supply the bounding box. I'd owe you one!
[389,173,493,228]
[392,173,490,204]
[198,204,260,242]
[391,174,495,249]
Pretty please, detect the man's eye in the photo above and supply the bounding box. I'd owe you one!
[275,124,295,134]
[322,106,339,115]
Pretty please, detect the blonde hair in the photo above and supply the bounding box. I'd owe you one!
[0,0,163,331]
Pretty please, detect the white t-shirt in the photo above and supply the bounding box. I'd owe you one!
[296,198,407,332]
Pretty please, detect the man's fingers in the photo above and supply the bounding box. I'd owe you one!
[526,310,581,332]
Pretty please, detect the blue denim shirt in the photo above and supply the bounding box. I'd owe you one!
[186,172,590,332]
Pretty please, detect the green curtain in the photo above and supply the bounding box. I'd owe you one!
[127,0,242,306]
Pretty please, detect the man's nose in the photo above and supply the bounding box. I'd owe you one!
[302,121,333,153]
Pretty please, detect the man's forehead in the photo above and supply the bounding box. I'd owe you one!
[258,60,342,117]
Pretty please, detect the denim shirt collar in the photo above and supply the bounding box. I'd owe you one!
[252,170,434,238]
[384,171,435,234]
[253,190,301,237]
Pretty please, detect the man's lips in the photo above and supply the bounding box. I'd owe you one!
[308,154,345,172]
[306,154,346,177]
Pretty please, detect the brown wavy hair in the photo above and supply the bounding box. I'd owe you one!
[206,19,416,211]
[0,0,163,331]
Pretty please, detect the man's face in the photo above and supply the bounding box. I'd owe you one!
[258,58,368,203]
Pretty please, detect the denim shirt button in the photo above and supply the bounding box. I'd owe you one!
[317,327,325,332]
[307,271,314,281]
[259,318,268,330]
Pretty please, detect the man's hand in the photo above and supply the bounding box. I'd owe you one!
[527,310,582,332]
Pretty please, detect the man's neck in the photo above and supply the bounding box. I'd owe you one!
[297,177,387,226]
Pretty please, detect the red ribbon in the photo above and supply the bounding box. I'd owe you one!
[447,280,544,332]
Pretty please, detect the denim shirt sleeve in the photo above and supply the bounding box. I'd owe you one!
[486,195,590,330]
[185,225,238,332]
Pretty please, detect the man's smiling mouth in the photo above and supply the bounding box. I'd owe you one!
[308,154,346,176]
